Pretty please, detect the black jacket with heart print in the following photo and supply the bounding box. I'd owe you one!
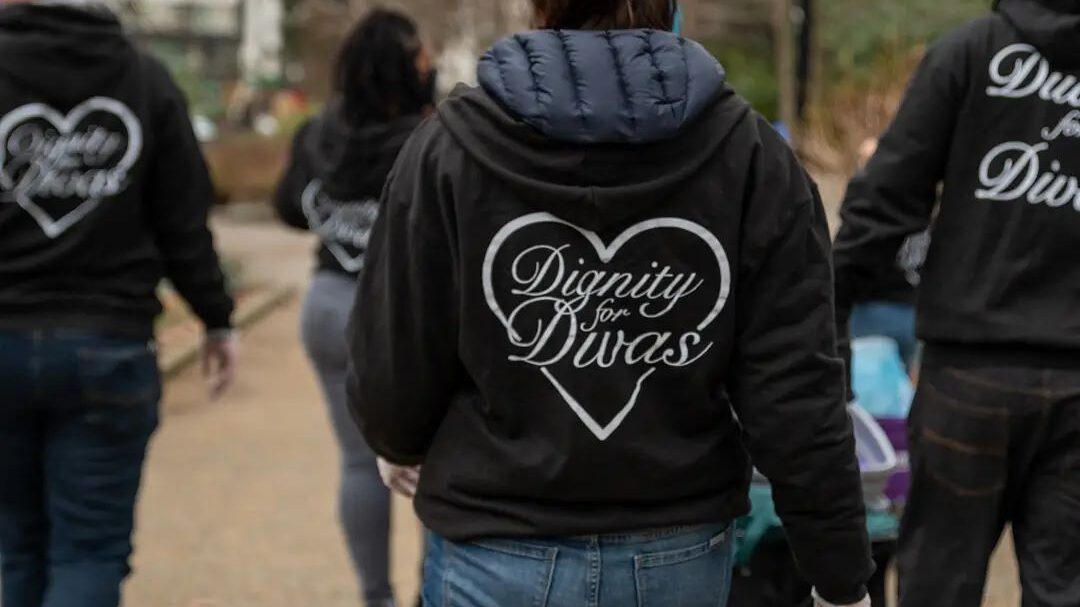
[0,4,232,338]
[274,103,423,278]
[835,0,1080,367]
[348,30,873,605]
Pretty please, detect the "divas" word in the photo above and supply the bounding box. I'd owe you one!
[976,141,1080,209]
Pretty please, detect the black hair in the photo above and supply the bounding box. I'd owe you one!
[533,0,676,30]
[334,8,434,128]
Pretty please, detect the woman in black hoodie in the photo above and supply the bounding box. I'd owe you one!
[834,1,1080,605]
[274,10,434,607]
[0,1,235,606]
[348,1,872,606]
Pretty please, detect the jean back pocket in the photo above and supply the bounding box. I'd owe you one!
[75,341,161,437]
[915,367,1011,497]
[634,528,735,607]
[443,538,558,607]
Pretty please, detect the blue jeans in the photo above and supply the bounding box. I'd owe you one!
[850,302,919,371]
[0,331,160,607]
[423,524,735,607]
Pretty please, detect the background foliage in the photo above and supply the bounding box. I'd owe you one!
[805,0,989,171]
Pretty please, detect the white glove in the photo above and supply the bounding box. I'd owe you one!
[813,590,871,607]
[377,458,421,498]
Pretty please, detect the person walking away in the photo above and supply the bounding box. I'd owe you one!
[274,9,435,607]
[834,1,1080,605]
[0,1,237,606]
[348,1,874,605]
[845,138,928,374]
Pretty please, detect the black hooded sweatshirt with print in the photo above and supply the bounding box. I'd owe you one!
[835,0,1080,366]
[0,3,232,337]
[348,30,873,605]
[274,103,422,277]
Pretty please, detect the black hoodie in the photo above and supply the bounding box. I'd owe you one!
[0,4,232,337]
[348,30,872,605]
[274,103,422,277]
[835,0,1080,366]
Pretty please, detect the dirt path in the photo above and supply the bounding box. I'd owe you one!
[122,216,1020,607]
[125,296,424,607]
[124,215,424,607]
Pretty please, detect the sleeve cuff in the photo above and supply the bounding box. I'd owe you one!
[199,305,234,333]
[812,589,871,607]
[205,328,236,341]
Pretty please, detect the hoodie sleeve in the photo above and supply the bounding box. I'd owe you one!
[730,121,873,606]
[833,26,970,351]
[346,119,461,466]
[144,60,234,331]
[273,120,315,230]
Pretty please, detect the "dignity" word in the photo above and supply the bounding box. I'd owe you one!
[511,245,703,319]
[987,43,1080,108]
[5,123,128,201]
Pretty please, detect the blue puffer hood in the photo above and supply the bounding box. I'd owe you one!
[478,29,727,144]
[437,29,750,231]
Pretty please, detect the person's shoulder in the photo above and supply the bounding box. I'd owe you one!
[931,14,1010,56]
[130,50,173,85]
[400,108,463,168]
[710,94,801,179]
[126,49,187,108]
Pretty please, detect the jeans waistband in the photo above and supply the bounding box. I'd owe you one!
[0,329,154,348]
[571,523,729,544]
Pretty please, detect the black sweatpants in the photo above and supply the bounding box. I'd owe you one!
[898,360,1080,607]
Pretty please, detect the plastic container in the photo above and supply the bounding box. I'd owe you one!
[753,405,898,509]
[851,337,914,419]
[878,417,911,506]
[850,404,900,509]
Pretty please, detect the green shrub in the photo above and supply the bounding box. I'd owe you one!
[820,0,989,83]
[710,40,781,121]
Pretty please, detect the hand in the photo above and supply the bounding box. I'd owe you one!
[202,331,238,400]
[377,458,420,498]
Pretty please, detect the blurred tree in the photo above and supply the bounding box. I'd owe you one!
[802,0,988,171]
[819,0,988,82]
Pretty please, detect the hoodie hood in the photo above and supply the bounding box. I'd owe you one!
[997,0,1080,67]
[478,30,726,145]
[0,3,136,107]
[302,101,423,198]
[440,29,747,231]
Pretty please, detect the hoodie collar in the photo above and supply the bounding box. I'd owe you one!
[0,3,133,107]
[438,81,748,232]
[997,0,1080,67]
[303,102,424,198]
[478,29,726,144]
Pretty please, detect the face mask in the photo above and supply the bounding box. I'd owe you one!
[671,1,683,35]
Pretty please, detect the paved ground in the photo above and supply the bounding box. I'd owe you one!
[125,214,424,607]
[122,214,1020,607]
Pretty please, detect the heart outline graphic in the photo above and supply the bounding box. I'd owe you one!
[483,212,731,441]
[301,179,378,273]
[0,97,143,239]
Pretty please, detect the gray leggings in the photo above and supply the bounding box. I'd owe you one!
[302,271,393,607]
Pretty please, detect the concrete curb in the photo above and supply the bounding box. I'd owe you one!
[161,284,297,379]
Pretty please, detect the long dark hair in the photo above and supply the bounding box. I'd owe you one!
[532,0,676,30]
[334,9,433,128]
